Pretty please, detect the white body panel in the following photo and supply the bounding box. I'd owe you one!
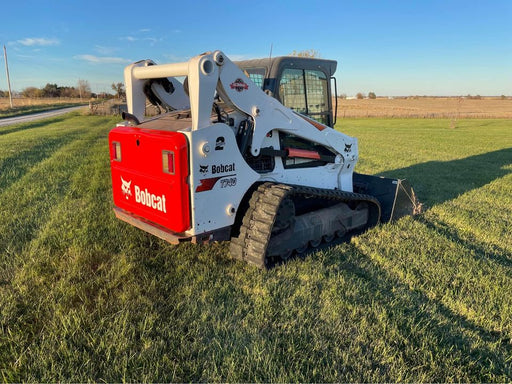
[182,124,259,234]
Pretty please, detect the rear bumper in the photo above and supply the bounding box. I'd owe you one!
[114,207,231,244]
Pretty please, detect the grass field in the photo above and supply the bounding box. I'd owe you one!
[0,113,511,381]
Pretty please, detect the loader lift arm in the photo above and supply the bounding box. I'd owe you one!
[124,51,358,183]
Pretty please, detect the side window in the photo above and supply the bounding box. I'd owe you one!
[279,69,307,114]
[243,68,266,89]
[279,68,330,125]
[305,70,329,124]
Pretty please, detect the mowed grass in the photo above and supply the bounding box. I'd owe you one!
[0,115,511,381]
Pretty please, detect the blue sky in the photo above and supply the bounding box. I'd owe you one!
[1,0,510,96]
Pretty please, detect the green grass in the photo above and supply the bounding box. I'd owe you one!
[0,116,511,381]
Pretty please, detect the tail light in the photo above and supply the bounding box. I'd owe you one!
[162,150,175,174]
[112,141,122,161]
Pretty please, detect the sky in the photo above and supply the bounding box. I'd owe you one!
[1,0,511,96]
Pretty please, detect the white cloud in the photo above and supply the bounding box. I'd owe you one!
[225,54,253,61]
[14,54,36,59]
[143,37,162,46]
[162,53,191,63]
[74,54,130,64]
[120,35,162,45]
[17,37,60,46]
[94,45,117,55]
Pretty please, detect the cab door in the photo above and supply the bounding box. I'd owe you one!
[278,68,332,126]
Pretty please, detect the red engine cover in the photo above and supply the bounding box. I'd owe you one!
[109,126,190,233]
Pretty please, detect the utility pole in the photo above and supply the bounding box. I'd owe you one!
[3,45,13,108]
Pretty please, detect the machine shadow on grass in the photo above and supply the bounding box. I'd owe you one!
[378,147,512,209]
[259,151,512,379]
[277,147,512,268]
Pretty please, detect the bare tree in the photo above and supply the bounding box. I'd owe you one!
[111,82,125,99]
[77,79,92,99]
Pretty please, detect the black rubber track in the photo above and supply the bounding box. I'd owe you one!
[229,182,381,268]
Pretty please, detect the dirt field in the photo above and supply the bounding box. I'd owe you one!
[336,97,512,118]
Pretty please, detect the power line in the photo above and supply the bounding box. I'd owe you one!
[3,45,13,108]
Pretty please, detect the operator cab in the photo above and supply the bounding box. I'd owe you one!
[236,57,338,127]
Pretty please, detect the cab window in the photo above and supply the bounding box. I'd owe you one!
[279,68,330,125]
[243,67,266,89]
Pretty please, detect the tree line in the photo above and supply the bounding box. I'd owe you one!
[0,81,125,100]
[338,92,377,99]
[19,80,93,99]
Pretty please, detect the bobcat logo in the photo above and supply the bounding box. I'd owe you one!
[344,143,353,153]
[199,165,209,174]
[230,78,249,92]
[121,176,132,199]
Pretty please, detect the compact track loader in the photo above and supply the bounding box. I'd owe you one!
[109,50,421,268]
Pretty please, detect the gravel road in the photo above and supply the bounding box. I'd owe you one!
[0,106,86,127]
